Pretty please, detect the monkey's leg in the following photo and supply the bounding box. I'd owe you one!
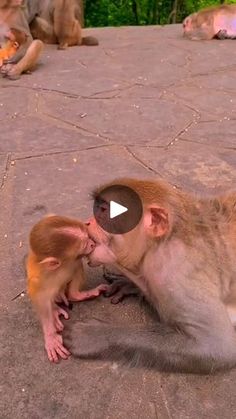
[1,39,43,80]
[30,17,57,43]
[68,301,236,373]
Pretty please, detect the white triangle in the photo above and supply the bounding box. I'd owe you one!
[110,200,128,219]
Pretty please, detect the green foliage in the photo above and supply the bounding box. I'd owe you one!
[85,0,236,27]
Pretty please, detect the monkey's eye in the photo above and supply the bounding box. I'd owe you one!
[100,205,107,213]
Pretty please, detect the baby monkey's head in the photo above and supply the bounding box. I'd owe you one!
[29,215,95,271]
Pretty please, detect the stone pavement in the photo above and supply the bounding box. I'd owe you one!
[1,24,236,419]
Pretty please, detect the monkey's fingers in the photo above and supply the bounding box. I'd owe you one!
[104,280,140,304]
[68,284,109,302]
[55,291,69,306]
[0,63,14,76]
[45,335,71,362]
[57,306,69,320]
[96,284,110,294]
[53,307,69,331]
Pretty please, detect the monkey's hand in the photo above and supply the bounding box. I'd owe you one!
[216,29,228,40]
[65,320,115,359]
[104,277,140,304]
[0,63,21,80]
[53,305,69,332]
[67,283,110,302]
[45,332,70,363]
[65,320,152,365]
[55,290,69,306]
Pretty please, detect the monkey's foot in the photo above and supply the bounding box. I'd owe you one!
[67,284,110,302]
[53,305,69,332]
[45,333,70,363]
[58,43,68,50]
[104,278,140,304]
[0,63,21,80]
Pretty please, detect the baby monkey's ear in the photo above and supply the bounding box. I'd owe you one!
[39,257,61,271]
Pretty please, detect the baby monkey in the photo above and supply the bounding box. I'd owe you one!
[27,215,108,363]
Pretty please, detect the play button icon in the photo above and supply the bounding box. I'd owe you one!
[110,201,128,219]
[93,184,143,234]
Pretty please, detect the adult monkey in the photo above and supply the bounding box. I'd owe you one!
[183,5,236,40]
[69,178,236,373]
[0,0,43,79]
[29,0,98,50]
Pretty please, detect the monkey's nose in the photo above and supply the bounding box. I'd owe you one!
[88,239,96,252]
[90,240,95,249]
[85,217,93,226]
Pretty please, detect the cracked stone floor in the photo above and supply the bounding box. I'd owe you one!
[0,24,236,419]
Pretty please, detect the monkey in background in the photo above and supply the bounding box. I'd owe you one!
[68,178,236,374]
[27,215,108,363]
[183,4,236,40]
[0,0,43,79]
[30,0,98,50]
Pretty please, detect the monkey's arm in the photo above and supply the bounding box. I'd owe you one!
[1,38,43,79]
[31,292,70,362]
[68,299,236,373]
[66,260,109,301]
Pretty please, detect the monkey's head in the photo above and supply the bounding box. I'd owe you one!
[183,14,198,36]
[183,10,213,39]
[30,215,95,271]
[9,28,27,45]
[87,178,178,271]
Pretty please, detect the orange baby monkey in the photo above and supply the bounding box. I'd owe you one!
[27,215,108,363]
[0,28,26,66]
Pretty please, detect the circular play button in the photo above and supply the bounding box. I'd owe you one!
[93,185,143,234]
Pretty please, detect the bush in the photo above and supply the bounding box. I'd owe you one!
[85,0,236,27]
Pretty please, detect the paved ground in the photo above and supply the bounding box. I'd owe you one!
[1,24,236,419]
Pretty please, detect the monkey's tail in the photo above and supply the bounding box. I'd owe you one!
[82,36,99,46]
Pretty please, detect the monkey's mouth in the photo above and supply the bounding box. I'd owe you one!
[88,233,101,245]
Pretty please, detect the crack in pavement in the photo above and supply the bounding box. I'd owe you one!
[178,138,236,151]
[0,153,11,190]
[39,111,112,143]
[165,119,197,149]
[125,146,163,176]
[12,144,115,161]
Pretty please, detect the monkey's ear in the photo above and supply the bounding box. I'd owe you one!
[39,257,61,270]
[144,206,169,237]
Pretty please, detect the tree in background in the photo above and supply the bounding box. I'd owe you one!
[85,0,236,27]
